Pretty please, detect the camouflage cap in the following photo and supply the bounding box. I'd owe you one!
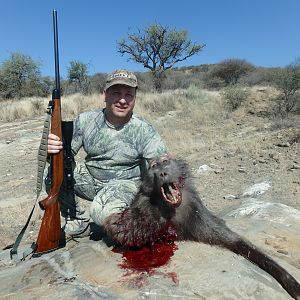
[104,69,138,90]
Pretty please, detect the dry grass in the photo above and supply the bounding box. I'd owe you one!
[1,84,299,255]
[0,93,103,122]
[134,85,225,156]
[0,87,227,159]
[0,85,297,161]
[0,85,279,159]
[1,85,299,233]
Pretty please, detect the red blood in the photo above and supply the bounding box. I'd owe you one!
[112,224,178,272]
[117,242,178,272]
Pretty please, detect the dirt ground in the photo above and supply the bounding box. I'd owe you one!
[0,106,300,248]
[0,98,299,249]
[0,92,299,299]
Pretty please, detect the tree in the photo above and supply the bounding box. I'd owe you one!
[118,24,205,91]
[209,59,255,85]
[0,52,42,98]
[67,60,90,94]
[271,58,300,116]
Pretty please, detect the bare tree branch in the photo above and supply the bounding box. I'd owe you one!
[117,24,205,91]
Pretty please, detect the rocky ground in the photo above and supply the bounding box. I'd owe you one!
[0,91,299,299]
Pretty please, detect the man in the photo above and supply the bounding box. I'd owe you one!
[47,69,167,236]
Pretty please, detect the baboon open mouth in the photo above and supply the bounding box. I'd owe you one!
[161,183,182,207]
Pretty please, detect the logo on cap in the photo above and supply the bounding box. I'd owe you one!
[105,69,138,90]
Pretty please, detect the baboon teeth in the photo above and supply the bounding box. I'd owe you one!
[161,183,181,206]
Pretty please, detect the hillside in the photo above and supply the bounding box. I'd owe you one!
[0,86,299,299]
[0,85,299,247]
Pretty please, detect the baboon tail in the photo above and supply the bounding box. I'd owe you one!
[227,239,300,300]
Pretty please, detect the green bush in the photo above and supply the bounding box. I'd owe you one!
[207,59,255,86]
[270,61,300,117]
[222,85,250,110]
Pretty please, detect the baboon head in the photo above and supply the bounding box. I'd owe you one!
[145,155,186,207]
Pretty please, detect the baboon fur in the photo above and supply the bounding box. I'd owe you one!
[104,157,300,299]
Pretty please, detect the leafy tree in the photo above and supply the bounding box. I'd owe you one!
[208,59,255,85]
[67,60,90,94]
[118,24,205,91]
[0,52,42,98]
[271,58,300,116]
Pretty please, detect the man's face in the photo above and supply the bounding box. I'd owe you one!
[104,84,136,124]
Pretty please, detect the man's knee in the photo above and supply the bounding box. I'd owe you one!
[90,199,127,227]
[89,180,139,226]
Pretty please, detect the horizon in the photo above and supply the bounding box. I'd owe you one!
[0,0,299,79]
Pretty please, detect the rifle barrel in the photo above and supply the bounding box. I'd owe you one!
[53,10,60,93]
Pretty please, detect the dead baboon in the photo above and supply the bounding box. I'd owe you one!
[104,156,300,299]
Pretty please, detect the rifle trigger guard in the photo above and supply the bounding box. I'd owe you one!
[47,100,54,115]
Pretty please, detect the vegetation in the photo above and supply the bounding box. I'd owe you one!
[205,59,255,88]
[270,59,300,117]
[221,85,250,111]
[117,24,205,91]
[0,49,299,123]
[66,60,90,95]
[0,52,51,99]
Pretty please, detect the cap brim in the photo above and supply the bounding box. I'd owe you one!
[105,79,138,91]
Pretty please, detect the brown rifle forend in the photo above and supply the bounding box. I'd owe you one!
[35,97,64,254]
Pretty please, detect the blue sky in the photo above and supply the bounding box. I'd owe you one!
[0,0,299,78]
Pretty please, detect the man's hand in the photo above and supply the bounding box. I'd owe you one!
[48,133,63,154]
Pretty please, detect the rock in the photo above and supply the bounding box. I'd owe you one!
[196,164,214,174]
[238,167,246,173]
[223,194,238,200]
[257,87,267,92]
[223,198,300,224]
[258,159,267,164]
[290,164,300,170]
[197,164,222,175]
[1,200,299,299]
[277,250,289,255]
[241,181,271,197]
[275,142,291,147]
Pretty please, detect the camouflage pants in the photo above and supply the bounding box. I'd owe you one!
[69,163,140,226]
[46,162,140,226]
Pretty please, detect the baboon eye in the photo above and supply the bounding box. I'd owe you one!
[149,161,157,169]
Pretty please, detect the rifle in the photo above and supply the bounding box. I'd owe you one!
[34,10,64,254]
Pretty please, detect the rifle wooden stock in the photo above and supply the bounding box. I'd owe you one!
[35,95,64,254]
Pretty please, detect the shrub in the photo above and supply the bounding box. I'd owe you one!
[83,73,107,94]
[240,68,273,86]
[270,61,300,117]
[31,98,45,114]
[161,69,203,90]
[207,59,255,86]
[222,85,250,111]
[203,74,226,89]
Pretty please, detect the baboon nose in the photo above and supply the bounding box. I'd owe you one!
[160,172,167,178]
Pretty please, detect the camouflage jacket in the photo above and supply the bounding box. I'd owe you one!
[71,109,167,182]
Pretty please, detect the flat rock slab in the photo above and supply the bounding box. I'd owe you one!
[1,198,300,299]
